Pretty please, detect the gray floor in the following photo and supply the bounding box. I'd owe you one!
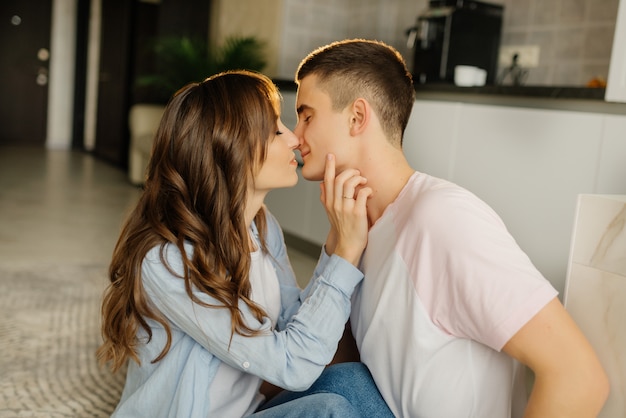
[0,146,318,415]
[0,146,317,282]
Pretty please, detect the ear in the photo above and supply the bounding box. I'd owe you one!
[349,98,370,136]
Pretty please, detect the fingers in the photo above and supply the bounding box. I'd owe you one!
[323,154,336,205]
[320,153,371,265]
[354,186,373,210]
[323,153,366,207]
[336,172,367,203]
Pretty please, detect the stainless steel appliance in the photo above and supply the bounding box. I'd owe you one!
[407,0,503,85]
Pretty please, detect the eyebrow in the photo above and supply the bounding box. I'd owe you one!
[296,104,312,115]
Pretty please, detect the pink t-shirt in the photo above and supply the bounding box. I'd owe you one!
[351,172,557,418]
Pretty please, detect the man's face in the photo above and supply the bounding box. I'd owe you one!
[294,75,352,181]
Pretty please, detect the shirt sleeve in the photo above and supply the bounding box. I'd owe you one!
[261,210,303,331]
[298,245,333,302]
[406,187,558,351]
[141,239,362,391]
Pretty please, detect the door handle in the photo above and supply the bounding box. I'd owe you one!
[36,67,48,86]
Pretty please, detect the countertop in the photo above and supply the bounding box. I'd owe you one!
[274,78,604,99]
[274,79,626,115]
[414,83,606,100]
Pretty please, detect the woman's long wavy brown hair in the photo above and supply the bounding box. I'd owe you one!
[96,70,282,373]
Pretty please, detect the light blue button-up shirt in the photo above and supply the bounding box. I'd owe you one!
[111,210,363,417]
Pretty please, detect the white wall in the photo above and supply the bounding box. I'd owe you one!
[83,0,101,151]
[46,0,77,149]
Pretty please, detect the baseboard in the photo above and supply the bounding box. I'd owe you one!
[283,231,322,258]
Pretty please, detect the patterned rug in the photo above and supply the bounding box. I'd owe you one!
[0,263,126,417]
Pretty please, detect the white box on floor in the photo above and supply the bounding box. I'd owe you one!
[564,194,626,418]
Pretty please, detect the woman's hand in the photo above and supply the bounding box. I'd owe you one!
[320,154,372,266]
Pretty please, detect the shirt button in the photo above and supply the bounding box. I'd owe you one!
[242,361,250,369]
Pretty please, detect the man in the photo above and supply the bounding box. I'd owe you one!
[293,39,609,418]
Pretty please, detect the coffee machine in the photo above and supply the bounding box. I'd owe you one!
[407,0,503,85]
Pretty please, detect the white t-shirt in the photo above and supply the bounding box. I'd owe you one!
[209,248,282,417]
[351,172,558,418]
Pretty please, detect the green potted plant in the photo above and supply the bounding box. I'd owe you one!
[136,35,268,103]
[128,35,267,185]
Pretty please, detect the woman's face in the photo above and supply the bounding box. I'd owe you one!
[252,118,300,194]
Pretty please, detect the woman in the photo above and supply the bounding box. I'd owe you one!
[97,70,391,417]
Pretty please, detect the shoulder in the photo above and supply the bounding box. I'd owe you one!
[395,173,501,234]
[263,206,282,232]
[261,206,284,247]
[143,242,191,280]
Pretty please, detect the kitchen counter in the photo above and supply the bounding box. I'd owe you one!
[274,79,626,115]
[414,83,605,100]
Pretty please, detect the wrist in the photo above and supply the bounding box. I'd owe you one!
[333,245,363,267]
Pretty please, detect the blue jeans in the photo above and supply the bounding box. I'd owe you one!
[252,362,394,417]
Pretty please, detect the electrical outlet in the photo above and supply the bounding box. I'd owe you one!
[498,45,541,68]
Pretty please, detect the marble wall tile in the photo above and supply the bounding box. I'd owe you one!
[586,0,621,22]
[525,65,554,85]
[583,25,616,61]
[555,28,586,61]
[500,0,620,85]
[528,30,556,63]
[554,61,584,85]
[532,0,559,26]
[564,194,626,418]
[277,0,619,85]
[505,0,532,28]
[560,0,588,23]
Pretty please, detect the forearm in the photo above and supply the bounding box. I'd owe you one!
[502,298,609,418]
[524,371,609,418]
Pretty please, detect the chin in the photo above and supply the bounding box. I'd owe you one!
[300,164,323,182]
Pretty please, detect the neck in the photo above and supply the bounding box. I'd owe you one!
[358,145,414,226]
[245,191,267,229]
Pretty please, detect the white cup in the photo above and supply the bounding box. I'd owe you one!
[474,68,487,86]
[454,65,487,87]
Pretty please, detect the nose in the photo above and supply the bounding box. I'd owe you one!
[293,119,304,142]
[287,128,301,149]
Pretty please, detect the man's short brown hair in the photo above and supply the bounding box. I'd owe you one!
[296,39,416,145]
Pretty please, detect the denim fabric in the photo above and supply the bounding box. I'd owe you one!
[252,393,359,418]
[255,362,394,417]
